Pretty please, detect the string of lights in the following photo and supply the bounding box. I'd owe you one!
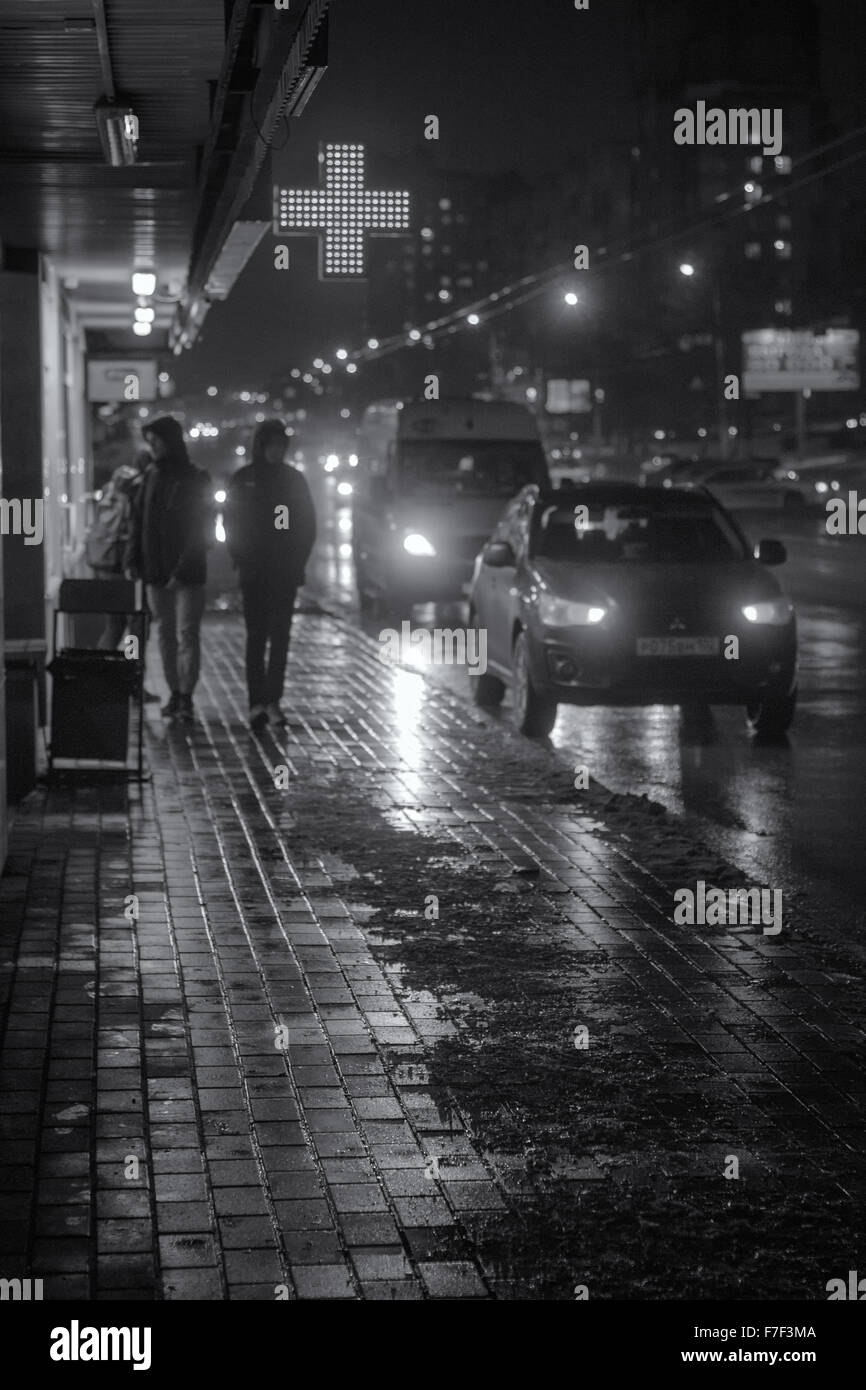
[285,130,866,391]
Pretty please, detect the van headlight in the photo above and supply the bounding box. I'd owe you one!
[403,533,436,557]
[741,599,793,625]
[539,594,606,626]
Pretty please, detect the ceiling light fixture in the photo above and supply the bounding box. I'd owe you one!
[132,270,156,297]
[94,97,140,167]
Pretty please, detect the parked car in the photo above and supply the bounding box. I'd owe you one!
[468,482,797,738]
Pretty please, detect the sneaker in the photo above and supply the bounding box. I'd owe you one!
[250,704,269,735]
[267,703,288,727]
[178,694,195,721]
[161,691,182,717]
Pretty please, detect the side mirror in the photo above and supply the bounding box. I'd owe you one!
[483,540,516,568]
[755,538,786,566]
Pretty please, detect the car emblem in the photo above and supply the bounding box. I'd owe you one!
[668,616,686,633]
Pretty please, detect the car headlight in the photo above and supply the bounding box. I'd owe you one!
[814,480,829,494]
[741,599,793,625]
[539,594,606,626]
[336,481,353,497]
[403,532,436,557]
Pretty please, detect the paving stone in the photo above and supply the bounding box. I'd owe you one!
[223,1250,282,1283]
[349,1247,413,1281]
[418,1261,490,1298]
[213,1187,269,1217]
[292,1265,356,1299]
[163,1269,224,1299]
[283,1230,343,1264]
[274,1199,333,1231]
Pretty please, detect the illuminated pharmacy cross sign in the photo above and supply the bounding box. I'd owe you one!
[276,143,410,281]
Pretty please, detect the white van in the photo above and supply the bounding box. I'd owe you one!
[353,397,549,610]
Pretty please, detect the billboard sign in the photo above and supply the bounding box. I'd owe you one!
[742,329,859,392]
[546,378,592,413]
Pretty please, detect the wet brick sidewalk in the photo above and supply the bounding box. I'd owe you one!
[1,606,865,1299]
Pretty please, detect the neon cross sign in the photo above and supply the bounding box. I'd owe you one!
[276,143,410,281]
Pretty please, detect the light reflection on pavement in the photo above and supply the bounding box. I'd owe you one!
[211,484,866,938]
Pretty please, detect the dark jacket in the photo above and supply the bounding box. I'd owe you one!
[224,461,317,593]
[127,458,211,587]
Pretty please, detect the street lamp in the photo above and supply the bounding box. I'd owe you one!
[678,260,728,459]
[564,291,579,306]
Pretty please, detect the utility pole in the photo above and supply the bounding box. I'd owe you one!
[711,279,728,460]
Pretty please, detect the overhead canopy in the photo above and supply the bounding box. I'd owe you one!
[0,0,330,351]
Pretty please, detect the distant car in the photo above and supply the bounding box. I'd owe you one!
[321,449,359,499]
[641,455,714,489]
[639,451,696,480]
[548,455,595,488]
[800,463,866,508]
[772,451,864,484]
[697,464,805,511]
[353,396,549,610]
[468,483,797,737]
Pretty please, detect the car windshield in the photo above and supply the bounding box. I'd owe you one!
[531,501,748,563]
[399,441,548,498]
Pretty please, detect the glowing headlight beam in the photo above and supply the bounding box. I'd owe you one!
[403,533,436,558]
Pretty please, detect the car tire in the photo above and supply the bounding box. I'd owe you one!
[745,685,797,735]
[512,629,557,736]
[470,669,505,707]
[467,608,505,706]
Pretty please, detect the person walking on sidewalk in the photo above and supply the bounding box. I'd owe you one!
[126,415,211,721]
[224,418,316,734]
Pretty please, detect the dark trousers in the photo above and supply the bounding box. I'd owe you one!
[241,581,298,708]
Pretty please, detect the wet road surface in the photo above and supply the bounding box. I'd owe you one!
[281,484,866,943]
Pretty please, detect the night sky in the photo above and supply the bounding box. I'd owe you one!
[174,0,635,393]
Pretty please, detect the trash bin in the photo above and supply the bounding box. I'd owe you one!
[48,649,140,762]
[48,579,146,778]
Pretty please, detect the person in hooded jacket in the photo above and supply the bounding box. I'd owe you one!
[126,415,211,721]
[224,418,316,733]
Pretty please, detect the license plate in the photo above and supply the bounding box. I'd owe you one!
[636,636,720,656]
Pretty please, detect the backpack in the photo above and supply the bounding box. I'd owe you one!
[85,474,135,573]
